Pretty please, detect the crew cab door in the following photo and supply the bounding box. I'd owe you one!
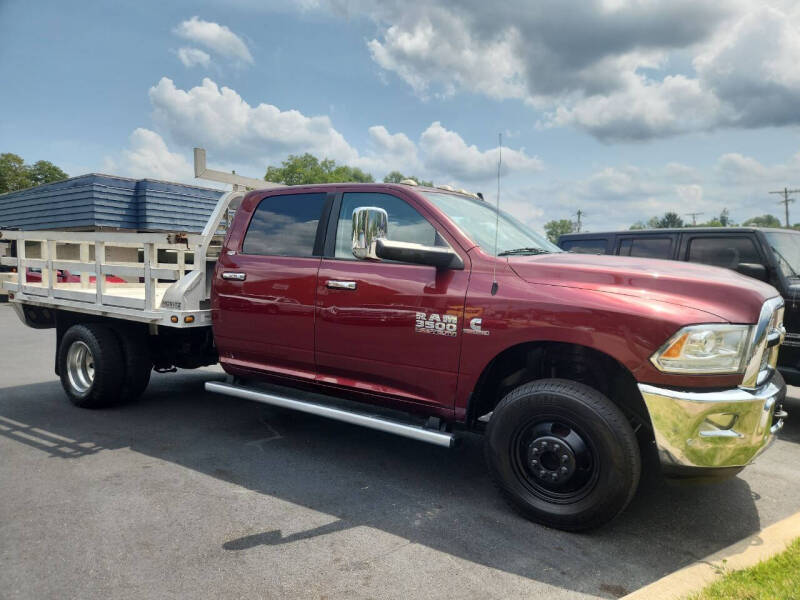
[213,191,329,380]
[315,191,469,410]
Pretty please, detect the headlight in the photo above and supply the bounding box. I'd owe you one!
[651,324,752,374]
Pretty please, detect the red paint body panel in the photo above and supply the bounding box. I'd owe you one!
[316,259,469,411]
[212,183,781,424]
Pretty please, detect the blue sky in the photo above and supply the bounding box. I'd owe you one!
[2,0,800,231]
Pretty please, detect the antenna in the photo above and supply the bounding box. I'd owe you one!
[491,133,502,296]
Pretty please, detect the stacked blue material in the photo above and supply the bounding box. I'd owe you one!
[0,174,224,232]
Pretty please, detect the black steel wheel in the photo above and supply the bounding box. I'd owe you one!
[485,378,640,531]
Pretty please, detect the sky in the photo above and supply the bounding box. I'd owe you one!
[1,0,800,232]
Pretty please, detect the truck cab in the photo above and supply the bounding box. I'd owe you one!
[559,227,800,385]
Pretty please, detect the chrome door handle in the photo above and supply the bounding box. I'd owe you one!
[222,271,246,281]
[326,280,357,290]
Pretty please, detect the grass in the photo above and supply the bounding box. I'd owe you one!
[689,537,800,600]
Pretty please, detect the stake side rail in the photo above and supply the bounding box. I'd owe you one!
[0,190,245,328]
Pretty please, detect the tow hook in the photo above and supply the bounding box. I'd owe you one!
[772,404,788,434]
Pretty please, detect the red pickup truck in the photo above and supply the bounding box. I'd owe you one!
[2,182,788,531]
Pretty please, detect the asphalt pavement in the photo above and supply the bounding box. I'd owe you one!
[1,303,800,599]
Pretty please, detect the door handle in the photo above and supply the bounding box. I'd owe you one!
[222,271,246,281]
[326,280,357,290]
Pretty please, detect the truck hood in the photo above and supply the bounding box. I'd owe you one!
[508,253,778,324]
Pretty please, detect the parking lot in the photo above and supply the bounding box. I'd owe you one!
[1,303,800,599]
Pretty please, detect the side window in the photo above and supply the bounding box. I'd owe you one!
[618,237,672,259]
[241,193,327,257]
[562,239,607,254]
[687,237,762,269]
[334,192,439,259]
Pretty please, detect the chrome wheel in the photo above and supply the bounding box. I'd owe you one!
[66,340,95,394]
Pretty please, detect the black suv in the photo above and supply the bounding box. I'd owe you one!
[558,227,800,385]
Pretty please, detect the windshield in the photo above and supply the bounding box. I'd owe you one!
[422,192,561,255]
[765,231,800,280]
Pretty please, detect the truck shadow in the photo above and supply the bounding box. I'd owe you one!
[0,372,782,599]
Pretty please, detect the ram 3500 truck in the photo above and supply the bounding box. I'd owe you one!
[1,182,788,531]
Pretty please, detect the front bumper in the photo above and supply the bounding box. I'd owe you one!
[638,371,786,471]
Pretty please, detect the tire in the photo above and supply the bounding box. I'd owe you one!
[113,326,152,402]
[484,378,641,531]
[58,323,125,408]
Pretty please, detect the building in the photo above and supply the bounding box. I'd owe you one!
[0,173,225,232]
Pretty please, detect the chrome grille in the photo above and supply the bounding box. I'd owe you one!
[741,297,785,389]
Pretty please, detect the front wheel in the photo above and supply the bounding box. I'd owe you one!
[484,379,641,531]
[58,323,125,408]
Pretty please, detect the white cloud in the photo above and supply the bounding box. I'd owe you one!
[173,16,253,65]
[119,128,194,182]
[144,77,540,186]
[176,47,211,68]
[310,0,800,141]
[148,77,358,165]
[419,122,543,181]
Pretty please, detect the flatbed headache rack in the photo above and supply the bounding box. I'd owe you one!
[0,189,246,328]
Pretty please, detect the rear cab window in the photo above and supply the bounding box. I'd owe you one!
[617,237,673,259]
[241,193,328,256]
[561,238,608,254]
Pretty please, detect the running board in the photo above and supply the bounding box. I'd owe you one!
[204,381,456,448]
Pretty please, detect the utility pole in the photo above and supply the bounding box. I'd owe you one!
[770,187,800,228]
[575,209,584,233]
[685,212,704,226]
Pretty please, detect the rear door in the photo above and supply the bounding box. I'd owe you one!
[315,190,469,410]
[213,191,330,380]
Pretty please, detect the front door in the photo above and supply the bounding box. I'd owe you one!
[213,191,329,380]
[315,191,469,410]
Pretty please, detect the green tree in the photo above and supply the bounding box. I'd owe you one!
[544,219,575,243]
[265,153,373,185]
[0,153,31,193]
[743,214,782,228]
[383,171,433,187]
[629,221,647,230]
[27,160,68,186]
[655,212,684,228]
[0,153,68,193]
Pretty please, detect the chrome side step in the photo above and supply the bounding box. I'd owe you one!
[204,381,456,448]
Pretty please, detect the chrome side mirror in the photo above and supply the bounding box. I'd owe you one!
[352,206,388,260]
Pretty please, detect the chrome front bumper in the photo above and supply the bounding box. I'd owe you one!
[639,371,786,470]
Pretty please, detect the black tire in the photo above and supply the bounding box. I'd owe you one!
[113,326,152,402]
[58,323,125,408]
[484,378,641,531]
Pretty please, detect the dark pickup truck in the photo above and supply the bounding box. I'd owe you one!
[559,227,800,385]
[3,186,788,531]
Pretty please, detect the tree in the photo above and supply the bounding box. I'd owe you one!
[0,153,31,193]
[544,219,576,243]
[629,221,647,230]
[383,171,433,187]
[742,214,782,228]
[265,153,373,185]
[27,160,68,186]
[654,212,684,228]
[0,153,68,193]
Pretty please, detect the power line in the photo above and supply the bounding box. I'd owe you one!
[770,187,800,227]
[685,212,704,226]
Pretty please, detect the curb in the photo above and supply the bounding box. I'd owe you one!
[622,510,800,600]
